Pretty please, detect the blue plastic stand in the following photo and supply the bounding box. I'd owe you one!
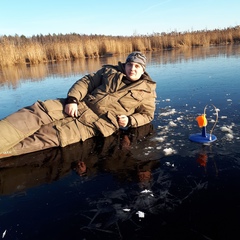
[189,126,217,143]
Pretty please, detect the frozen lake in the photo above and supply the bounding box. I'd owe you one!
[0,45,240,239]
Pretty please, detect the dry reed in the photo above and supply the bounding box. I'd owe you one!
[1,44,237,86]
[0,26,240,67]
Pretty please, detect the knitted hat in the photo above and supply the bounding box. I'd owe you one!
[126,51,147,69]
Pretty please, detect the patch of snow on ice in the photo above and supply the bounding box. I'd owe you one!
[168,121,177,127]
[159,109,176,117]
[163,148,176,156]
[225,133,234,141]
[154,137,165,142]
[220,126,233,134]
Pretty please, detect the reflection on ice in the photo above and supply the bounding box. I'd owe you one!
[79,156,211,238]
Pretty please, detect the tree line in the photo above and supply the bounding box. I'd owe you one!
[0,26,239,67]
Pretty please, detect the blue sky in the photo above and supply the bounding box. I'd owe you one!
[0,0,239,37]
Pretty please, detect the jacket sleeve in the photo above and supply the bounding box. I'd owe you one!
[129,86,157,127]
[67,68,104,101]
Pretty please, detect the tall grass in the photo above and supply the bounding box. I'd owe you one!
[1,44,237,87]
[0,26,240,67]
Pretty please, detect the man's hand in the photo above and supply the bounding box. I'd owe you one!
[64,103,78,117]
[117,115,129,128]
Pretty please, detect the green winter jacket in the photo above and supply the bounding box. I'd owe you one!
[66,62,156,136]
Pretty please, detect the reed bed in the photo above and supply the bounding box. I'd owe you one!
[1,44,237,86]
[0,26,240,67]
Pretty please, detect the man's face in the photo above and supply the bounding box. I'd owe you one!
[125,62,144,81]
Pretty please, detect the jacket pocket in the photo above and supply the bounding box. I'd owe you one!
[77,108,99,128]
[106,111,119,128]
[93,111,118,137]
[39,98,66,121]
[55,118,96,147]
[55,119,81,147]
[94,117,117,137]
[118,90,144,112]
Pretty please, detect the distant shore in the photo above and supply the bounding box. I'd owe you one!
[0,26,239,67]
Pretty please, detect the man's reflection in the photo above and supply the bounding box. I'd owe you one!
[73,123,159,184]
[0,123,160,195]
